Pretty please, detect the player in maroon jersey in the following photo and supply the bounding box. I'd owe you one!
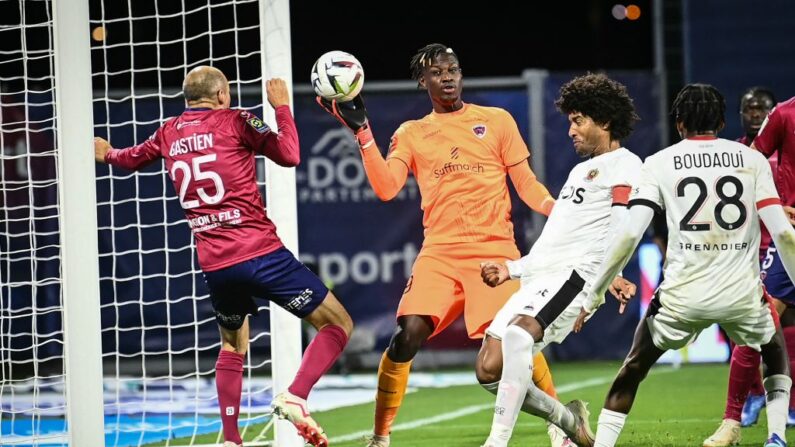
[753,95,795,431]
[741,88,779,260]
[731,88,780,430]
[705,89,795,447]
[94,66,352,447]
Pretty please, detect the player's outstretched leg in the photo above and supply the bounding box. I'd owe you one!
[476,336,572,447]
[272,291,352,447]
[595,312,665,447]
[483,318,593,447]
[759,328,791,447]
[534,352,573,447]
[216,318,250,447]
[365,315,434,447]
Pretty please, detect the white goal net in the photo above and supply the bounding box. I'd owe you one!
[2,0,301,445]
[1,1,68,445]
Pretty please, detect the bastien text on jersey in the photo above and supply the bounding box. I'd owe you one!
[170,132,214,156]
[673,151,745,170]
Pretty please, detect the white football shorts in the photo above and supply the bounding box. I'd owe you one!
[647,293,777,352]
[486,269,587,352]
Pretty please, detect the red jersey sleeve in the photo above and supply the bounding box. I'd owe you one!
[105,126,164,170]
[754,106,784,157]
[238,106,300,167]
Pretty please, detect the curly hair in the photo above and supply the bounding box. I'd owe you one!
[409,43,458,83]
[555,73,640,141]
[671,83,725,134]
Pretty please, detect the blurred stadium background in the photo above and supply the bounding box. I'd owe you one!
[2,0,795,445]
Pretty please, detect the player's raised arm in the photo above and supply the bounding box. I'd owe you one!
[507,161,555,216]
[589,205,653,308]
[241,78,300,167]
[96,129,163,171]
[317,95,409,201]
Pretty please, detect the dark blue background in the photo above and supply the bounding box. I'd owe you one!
[684,0,795,139]
[2,72,662,370]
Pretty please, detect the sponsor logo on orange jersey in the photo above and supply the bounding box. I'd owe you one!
[433,146,485,179]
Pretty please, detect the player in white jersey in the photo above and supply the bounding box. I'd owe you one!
[479,73,641,447]
[573,84,795,447]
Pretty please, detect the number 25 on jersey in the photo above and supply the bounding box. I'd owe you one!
[171,153,225,209]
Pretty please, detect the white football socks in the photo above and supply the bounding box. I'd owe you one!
[487,325,535,447]
[764,374,791,441]
[594,408,627,447]
[483,379,575,435]
[484,326,580,447]
[524,377,576,433]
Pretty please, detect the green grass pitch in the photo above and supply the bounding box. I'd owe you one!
[148,361,792,446]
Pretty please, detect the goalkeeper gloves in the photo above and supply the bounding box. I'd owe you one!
[316,95,375,149]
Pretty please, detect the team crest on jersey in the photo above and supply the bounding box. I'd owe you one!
[472,124,487,138]
[585,168,599,182]
[246,116,269,134]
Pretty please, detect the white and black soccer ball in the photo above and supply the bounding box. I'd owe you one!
[311,50,364,102]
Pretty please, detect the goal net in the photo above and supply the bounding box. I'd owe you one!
[2,0,301,445]
[92,0,300,445]
[1,1,69,445]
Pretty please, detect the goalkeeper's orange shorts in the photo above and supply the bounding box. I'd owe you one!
[396,241,520,339]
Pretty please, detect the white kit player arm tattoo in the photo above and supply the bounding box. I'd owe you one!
[582,205,654,312]
[759,205,795,282]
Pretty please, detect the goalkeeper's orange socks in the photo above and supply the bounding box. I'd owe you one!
[373,351,412,436]
[532,352,558,399]
[288,324,348,399]
[216,349,245,444]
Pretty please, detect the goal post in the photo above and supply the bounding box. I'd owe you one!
[52,0,105,445]
[4,0,302,445]
[259,0,304,445]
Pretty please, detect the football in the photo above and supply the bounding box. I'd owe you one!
[311,50,365,102]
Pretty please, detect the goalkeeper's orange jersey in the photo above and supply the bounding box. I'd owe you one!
[387,103,530,246]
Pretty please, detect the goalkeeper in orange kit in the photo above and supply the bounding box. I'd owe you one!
[319,43,585,447]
